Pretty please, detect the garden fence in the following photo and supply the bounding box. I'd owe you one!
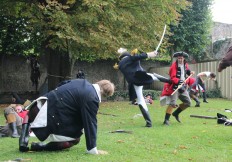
[149,60,232,100]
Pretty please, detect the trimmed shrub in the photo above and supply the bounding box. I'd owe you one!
[206,87,222,98]
[107,90,161,101]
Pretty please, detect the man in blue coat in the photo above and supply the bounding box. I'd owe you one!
[117,48,171,127]
[19,79,114,155]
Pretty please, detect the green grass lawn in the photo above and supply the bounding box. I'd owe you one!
[0,99,232,162]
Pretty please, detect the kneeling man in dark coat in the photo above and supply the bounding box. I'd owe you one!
[19,79,115,155]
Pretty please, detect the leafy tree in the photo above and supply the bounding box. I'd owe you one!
[0,15,42,57]
[168,0,213,62]
[0,0,190,90]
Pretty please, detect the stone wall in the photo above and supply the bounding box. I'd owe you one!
[212,22,232,42]
[210,22,232,59]
[0,54,162,103]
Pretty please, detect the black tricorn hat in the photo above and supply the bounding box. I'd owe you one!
[119,53,130,60]
[173,51,189,58]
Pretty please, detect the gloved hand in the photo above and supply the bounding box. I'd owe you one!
[147,51,158,58]
[113,63,119,70]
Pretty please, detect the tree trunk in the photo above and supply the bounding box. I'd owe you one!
[0,54,4,93]
[46,48,71,91]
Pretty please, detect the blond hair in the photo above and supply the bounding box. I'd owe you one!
[96,80,115,97]
[131,48,138,56]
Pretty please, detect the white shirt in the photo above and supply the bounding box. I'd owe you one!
[178,64,185,80]
[197,71,211,81]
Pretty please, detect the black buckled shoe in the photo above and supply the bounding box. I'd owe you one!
[173,114,181,123]
[163,120,170,126]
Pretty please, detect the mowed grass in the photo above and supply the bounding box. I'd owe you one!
[0,99,232,162]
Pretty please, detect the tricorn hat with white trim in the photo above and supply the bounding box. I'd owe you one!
[173,51,189,58]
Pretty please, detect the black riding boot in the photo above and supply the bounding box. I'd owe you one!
[31,142,68,151]
[193,98,200,107]
[172,108,183,123]
[19,123,30,152]
[153,73,172,84]
[9,122,20,138]
[163,113,171,126]
[202,92,208,103]
[138,105,152,127]
[31,140,80,151]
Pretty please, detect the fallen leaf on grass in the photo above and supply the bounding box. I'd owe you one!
[178,145,187,149]
[192,136,198,139]
[98,150,108,155]
[208,140,213,144]
[117,140,124,143]
[173,149,178,154]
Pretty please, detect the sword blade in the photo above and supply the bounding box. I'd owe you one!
[155,25,167,52]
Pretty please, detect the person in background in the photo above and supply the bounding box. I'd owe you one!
[0,104,28,138]
[15,104,28,119]
[145,94,154,105]
[27,56,41,92]
[11,92,32,108]
[76,69,85,79]
[188,77,201,107]
[19,79,114,155]
[190,71,216,103]
[160,52,194,126]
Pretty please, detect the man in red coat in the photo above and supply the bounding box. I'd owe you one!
[160,52,195,125]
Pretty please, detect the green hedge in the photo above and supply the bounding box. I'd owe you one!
[107,87,222,101]
[107,90,161,101]
[205,87,222,98]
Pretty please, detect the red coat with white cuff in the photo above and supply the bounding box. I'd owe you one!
[161,61,191,96]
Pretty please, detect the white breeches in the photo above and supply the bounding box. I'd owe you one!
[133,85,148,111]
[147,73,159,81]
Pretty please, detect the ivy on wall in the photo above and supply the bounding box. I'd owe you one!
[213,39,228,54]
